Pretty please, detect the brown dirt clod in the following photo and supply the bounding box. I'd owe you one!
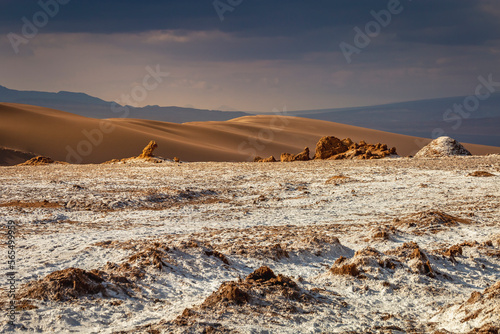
[444,245,463,257]
[202,282,249,308]
[19,268,107,301]
[468,171,495,177]
[330,263,360,277]
[246,266,277,282]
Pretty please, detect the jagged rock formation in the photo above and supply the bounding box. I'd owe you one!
[280,147,310,162]
[254,156,277,162]
[314,136,350,159]
[138,140,158,158]
[104,140,171,164]
[314,136,396,160]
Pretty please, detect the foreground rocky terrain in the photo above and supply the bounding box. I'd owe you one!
[0,156,499,333]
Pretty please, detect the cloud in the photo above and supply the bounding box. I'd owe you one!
[1,0,499,111]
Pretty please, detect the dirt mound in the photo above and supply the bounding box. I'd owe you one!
[431,282,500,332]
[207,225,348,261]
[325,175,352,185]
[468,171,495,177]
[138,140,158,158]
[128,247,170,271]
[17,156,67,166]
[465,324,500,334]
[370,226,395,241]
[443,245,463,257]
[330,263,360,277]
[415,136,471,158]
[19,268,107,301]
[0,200,62,208]
[313,136,396,160]
[330,247,385,279]
[280,147,311,162]
[394,210,471,235]
[254,155,277,162]
[132,266,321,332]
[117,240,232,280]
[201,266,304,311]
[246,266,277,281]
[329,242,437,280]
[386,242,434,276]
[202,282,249,307]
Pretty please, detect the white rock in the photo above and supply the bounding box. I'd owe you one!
[414,136,471,158]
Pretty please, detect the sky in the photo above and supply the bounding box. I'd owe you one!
[1,0,500,112]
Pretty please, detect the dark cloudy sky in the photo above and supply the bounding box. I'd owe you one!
[1,0,499,111]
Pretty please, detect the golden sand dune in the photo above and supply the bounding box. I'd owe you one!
[1,103,499,164]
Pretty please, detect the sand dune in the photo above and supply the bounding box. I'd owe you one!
[1,103,499,164]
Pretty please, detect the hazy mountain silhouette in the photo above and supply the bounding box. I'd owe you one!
[286,95,500,147]
[0,85,249,123]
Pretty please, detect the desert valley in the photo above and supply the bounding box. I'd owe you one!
[2,1,500,333]
[1,102,499,333]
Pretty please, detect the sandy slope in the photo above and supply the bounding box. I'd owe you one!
[1,103,499,164]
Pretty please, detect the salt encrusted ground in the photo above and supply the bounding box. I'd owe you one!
[0,156,499,333]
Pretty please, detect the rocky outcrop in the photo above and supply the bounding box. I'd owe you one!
[314,136,349,159]
[280,153,294,162]
[254,156,277,162]
[138,140,158,158]
[414,136,471,158]
[103,140,172,164]
[313,136,396,160]
[293,147,310,161]
[280,147,310,162]
[18,156,67,166]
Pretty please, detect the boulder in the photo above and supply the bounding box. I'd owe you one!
[280,153,294,162]
[258,156,277,162]
[280,147,310,162]
[293,147,310,161]
[314,136,349,159]
[414,136,471,158]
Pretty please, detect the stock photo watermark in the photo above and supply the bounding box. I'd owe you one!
[238,106,290,161]
[5,220,18,327]
[65,65,169,164]
[339,0,407,64]
[7,0,71,54]
[413,73,500,150]
[213,0,243,21]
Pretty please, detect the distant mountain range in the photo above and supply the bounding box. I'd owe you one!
[285,95,500,147]
[1,85,499,146]
[0,85,249,123]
